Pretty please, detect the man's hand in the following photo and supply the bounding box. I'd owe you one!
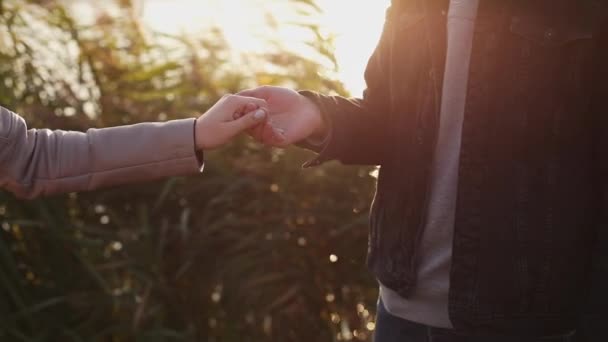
[238,86,327,147]
[195,94,274,150]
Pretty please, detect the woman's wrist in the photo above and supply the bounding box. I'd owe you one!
[192,118,205,167]
[194,117,206,151]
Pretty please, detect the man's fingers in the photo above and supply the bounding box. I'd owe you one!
[249,122,266,140]
[244,121,286,146]
[259,123,286,146]
[237,86,272,101]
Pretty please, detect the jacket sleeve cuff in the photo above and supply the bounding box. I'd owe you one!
[298,90,337,168]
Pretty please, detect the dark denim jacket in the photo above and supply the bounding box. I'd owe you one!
[301,0,608,337]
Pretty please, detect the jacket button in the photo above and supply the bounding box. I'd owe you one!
[544,28,555,41]
[521,43,531,58]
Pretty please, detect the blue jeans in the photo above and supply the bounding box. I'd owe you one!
[373,299,576,342]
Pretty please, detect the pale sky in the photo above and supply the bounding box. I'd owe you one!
[66,0,390,96]
[139,0,390,96]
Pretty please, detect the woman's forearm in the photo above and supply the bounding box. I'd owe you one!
[0,94,275,199]
[0,106,202,199]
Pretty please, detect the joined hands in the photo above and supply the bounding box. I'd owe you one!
[237,86,327,147]
[198,86,326,151]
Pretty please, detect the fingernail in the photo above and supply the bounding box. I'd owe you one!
[274,129,286,142]
[254,109,266,120]
[275,133,286,142]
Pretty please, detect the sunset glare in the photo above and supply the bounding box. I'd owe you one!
[139,0,390,96]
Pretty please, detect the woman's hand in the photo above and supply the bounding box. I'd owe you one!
[195,94,278,150]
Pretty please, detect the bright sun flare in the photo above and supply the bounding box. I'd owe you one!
[139,0,390,96]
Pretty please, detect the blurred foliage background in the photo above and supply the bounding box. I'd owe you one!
[0,0,379,341]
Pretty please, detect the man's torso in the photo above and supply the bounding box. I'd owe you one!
[367,0,604,335]
[379,0,480,329]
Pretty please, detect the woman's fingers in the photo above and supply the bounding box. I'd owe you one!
[233,102,258,120]
[230,99,269,142]
[226,108,268,134]
[220,94,286,146]
[222,95,267,117]
[259,122,286,146]
[196,95,269,150]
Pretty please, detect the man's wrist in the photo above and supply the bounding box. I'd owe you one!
[308,113,328,143]
[306,122,330,146]
[298,90,328,142]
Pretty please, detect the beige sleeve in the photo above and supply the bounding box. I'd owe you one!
[0,106,203,199]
